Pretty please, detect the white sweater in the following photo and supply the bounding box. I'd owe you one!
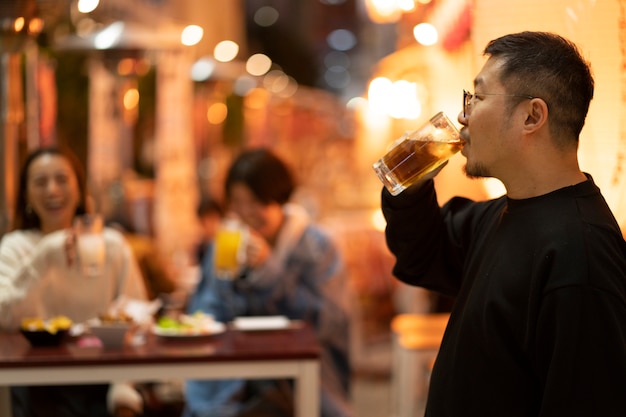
[0,227,147,330]
[0,228,147,329]
[0,227,148,413]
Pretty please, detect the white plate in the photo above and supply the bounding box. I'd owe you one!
[232,316,291,331]
[152,321,226,338]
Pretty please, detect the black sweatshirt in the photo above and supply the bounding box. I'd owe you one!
[382,176,626,417]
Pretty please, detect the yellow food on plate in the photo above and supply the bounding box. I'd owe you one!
[21,315,73,333]
[99,311,133,324]
[21,317,46,331]
[49,315,73,330]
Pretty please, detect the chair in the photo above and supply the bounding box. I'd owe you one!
[390,313,450,417]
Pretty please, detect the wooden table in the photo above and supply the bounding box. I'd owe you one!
[0,324,320,417]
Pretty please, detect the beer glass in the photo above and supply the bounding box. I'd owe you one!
[213,218,248,280]
[372,111,463,196]
[74,214,106,276]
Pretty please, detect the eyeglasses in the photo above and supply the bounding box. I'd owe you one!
[463,90,535,117]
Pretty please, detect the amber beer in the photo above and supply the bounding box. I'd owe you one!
[381,139,463,186]
[372,112,462,196]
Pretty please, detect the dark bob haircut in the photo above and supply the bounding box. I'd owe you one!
[225,148,295,205]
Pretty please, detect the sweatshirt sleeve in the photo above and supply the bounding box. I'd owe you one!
[381,180,503,299]
[381,182,460,296]
[0,230,68,329]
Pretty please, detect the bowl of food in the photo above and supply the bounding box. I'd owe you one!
[87,312,134,349]
[20,316,73,347]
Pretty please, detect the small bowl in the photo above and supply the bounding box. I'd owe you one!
[88,321,131,349]
[21,329,68,347]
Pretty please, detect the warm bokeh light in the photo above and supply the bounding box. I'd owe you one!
[94,22,123,50]
[190,57,216,81]
[484,179,507,199]
[28,17,44,35]
[276,77,298,98]
[206,102,228,124]
[413,23,438,46]
[367,77,422,120]
[398,0,417,12]
[116,58,149,77]
[263,70,289,93]
[354,96,393,172]
[364,0,432,23]
[118,58,134,76]
[181,25,203,46]
[123,88,139,110]
[246,54,272,76]
[77,0,99,14]
[14,17,25,32]
[346,96,368,111]
[245,88,270,110]
[370,209,387,232]
[363,0,404,23]
[214,40,239,62]
[262,71,298,98]
[368,76,395,116]
[389,80,421,119]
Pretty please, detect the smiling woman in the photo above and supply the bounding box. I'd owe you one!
[0,146,149,417]
[15,147,87,234]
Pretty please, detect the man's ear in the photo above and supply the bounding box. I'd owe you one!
[522,98,548,134]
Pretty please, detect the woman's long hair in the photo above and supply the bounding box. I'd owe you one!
[12,147,88,231]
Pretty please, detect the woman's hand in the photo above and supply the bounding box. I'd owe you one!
[64,228,78,267]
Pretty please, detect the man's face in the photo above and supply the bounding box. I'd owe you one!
[458,57,526,180]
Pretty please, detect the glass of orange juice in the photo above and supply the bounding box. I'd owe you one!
[213,218,248,280]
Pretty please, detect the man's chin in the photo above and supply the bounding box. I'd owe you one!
[462,163,490,179]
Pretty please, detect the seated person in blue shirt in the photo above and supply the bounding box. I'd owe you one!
[183,148,354,417]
